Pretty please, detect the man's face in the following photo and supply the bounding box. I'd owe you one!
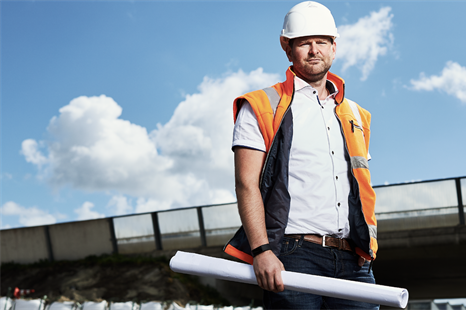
[286,35,336,84]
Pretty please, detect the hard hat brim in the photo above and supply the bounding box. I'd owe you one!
[279,34,338,51]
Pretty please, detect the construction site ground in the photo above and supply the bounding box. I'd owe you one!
[0,254,233,307]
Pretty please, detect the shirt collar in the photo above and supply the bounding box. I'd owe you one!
[294,75,340,100]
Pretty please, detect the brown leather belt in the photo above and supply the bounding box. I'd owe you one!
[285,234,353,252]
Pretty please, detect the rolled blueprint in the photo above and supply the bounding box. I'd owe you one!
[170,251,408,309]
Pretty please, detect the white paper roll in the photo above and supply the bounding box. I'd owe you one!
[169,251,408,309]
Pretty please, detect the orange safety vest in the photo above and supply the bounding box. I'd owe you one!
[224,67,377,264]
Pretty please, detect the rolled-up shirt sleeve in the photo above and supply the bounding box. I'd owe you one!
[232,101,266,153]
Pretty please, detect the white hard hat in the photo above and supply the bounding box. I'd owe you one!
[280,1,339,51]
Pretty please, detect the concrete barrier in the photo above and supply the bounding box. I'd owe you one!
[378,213,460,232]
[1,226,49,264]
[206,232,235,247]
[117,240,156,254]
[49,219,114,261]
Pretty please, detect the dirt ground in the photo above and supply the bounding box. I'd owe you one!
[0,256,229,306]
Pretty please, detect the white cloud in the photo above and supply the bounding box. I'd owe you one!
[410,61,466,103]
[74,201,105,221]
[135,197,170,213]
[2,173,13,180]
[337,7,394,80]
[1,201,57,227]
[22,69,278,210]
[21,139,48,168]
[107,195,133,216]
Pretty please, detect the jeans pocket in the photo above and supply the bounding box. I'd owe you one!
[279,237,299,256]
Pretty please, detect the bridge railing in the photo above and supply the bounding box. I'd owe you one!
[110,176,466,253]
[113,177,465,253]
[374,177,465,232]
[1,177,465,264]
[112,202,242,254]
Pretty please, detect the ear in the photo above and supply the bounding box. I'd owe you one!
[285,45,293,63]
[332,40,337,60]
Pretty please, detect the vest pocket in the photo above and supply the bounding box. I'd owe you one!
[350,119,363,133]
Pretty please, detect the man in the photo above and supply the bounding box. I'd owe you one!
[224,1,378,309]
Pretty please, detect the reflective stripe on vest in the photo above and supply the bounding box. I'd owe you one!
[263,87,280,116]
[336,98,377,259]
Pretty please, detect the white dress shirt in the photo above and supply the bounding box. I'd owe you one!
[232,76,352,239]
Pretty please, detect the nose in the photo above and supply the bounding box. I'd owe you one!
[308,42,319,56]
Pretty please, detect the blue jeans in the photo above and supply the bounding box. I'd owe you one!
[263,236,379,310]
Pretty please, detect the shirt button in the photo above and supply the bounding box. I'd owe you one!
[313,91,316,94]
[338,203,341,206]
[327,127,330,130]
[339,229,342,232]
[336,176,339,180]
[331,151,334,155]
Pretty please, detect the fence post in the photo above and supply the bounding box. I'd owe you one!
[44,225,54,262]
[151,212,163,250]
[197,207,207,247]
[107,218,119,254]
[456,178,465,225]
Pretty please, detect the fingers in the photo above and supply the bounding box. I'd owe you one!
[253,251,285,292]
[274,266,285,292]
[255,264,282,292]
[263,265,284,292]
[358,256,366,267]
[264,270,284,292]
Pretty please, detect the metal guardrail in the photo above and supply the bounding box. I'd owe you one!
[2,176,464,263]
[106,176,465,254]
[109,202,242,254]
[372,176,465,225]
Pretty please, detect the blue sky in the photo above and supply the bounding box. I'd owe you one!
[1,1,466,230]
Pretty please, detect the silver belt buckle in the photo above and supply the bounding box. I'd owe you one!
[322,235,330,247]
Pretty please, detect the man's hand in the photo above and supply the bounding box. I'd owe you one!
[253,250,285,292]
[358,256,366,267]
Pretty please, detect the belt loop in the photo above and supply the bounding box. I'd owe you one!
[298,235,304,246]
